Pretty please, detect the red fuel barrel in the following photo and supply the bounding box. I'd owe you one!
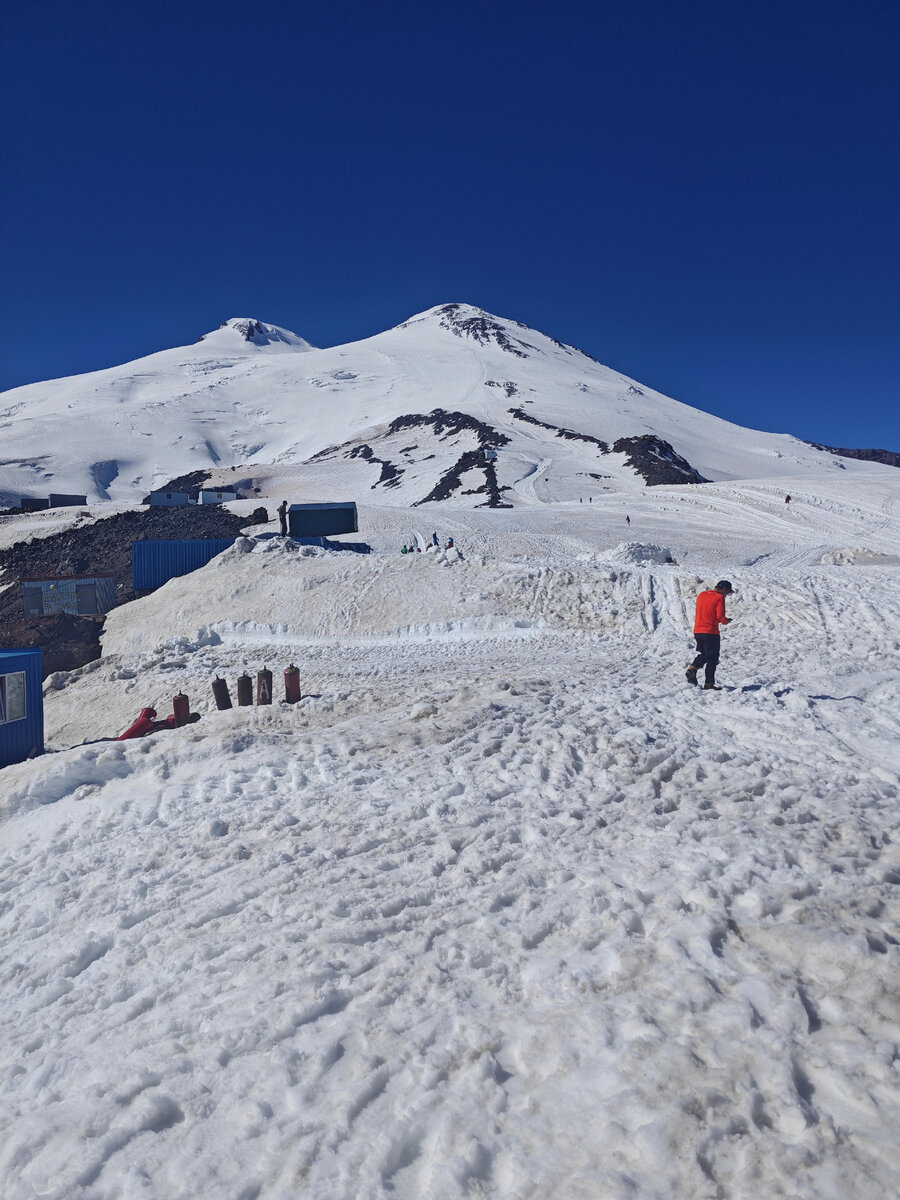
[236,673,253,706]
[256,667,273,705]
[173,692,190,727]
[212,677,232,710]
[284,663,301,703]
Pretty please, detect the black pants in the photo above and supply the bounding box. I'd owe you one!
[691,634,720,685]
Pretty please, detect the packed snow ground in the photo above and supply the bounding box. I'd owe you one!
[2,476,899,1199]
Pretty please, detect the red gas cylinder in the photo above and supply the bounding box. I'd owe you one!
[284,663,301,704]
[236,673,253,706]
[173,693,190,727]
[212,678,232,710]
[256,668,273,705]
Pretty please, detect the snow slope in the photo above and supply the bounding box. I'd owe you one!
[0,304,887,508]
[2,473,899,1199]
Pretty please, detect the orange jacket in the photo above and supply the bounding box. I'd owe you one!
[694,590,730,634]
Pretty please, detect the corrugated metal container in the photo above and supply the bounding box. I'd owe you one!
[48,493,88,508]
[199,490,238,505]
[21,497,50,512]
[288,502,358,538]
[132,539,235,590]
[148,491,190,507]
[22,576,116,617]
[0,648,43,768]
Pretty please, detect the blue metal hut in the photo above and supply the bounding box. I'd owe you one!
[0,649,44,768]
[132,539,236,591]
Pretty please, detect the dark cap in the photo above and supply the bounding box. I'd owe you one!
[715,580,734,593]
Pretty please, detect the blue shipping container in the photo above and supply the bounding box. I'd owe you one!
[132,539,235,590]
[0,648,43,768]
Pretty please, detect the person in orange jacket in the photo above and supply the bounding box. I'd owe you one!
[686,580,733,690]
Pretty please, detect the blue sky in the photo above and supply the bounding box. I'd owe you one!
[2,0,897,449]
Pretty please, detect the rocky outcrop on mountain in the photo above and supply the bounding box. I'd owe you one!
[414,449,511,508]
[611,435,706,486]
[508,407,610,453]
[431,304,534,358]
[804,442,900,469]
[388,409,510,448]
[348,445,403,489]
[485,380,519,397]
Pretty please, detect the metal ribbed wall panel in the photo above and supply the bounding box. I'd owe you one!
[95,577,116,613]
[0,648,43,768]
[132,539,235,590]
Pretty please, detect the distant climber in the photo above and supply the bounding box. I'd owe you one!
[445,537,454,549]
[432,531,439,547]
[625,514,630,526]
[785,494,791,504]
[278,499,288,536]
[686,580,733,691]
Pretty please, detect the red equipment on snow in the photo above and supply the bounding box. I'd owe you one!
[284,663,301,704]
[212,677,232,710]
[236,673,253,706]
[117,707,199,740]
[256,667,273,705]
[173,692,190,727]
[117,707,159,740]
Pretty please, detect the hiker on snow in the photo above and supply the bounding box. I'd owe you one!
[278,500,288,536]
[686,580,733,691]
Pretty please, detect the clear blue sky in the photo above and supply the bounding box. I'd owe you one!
[2,0,897,449]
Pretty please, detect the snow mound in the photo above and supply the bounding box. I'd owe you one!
[601,541,676,566]
[820,547,899,565]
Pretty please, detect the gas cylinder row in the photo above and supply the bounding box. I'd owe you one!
[211,665,301,710]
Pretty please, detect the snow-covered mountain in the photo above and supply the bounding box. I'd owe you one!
[0,304,882,507]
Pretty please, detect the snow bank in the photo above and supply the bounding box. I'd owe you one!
[820,547,899,566]
[600,541,676,565]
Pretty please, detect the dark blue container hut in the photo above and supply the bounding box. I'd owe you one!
[0,648,43,768]
[48,493,88,508]
[132,539,236,591]
[288,502,358,539]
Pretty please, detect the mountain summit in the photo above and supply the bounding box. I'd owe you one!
[198,318,315,351]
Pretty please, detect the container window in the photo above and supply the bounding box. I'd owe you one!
[0,672,27,724]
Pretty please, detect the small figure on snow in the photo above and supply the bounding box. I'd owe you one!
[401,545,408,554]
[278,499,288,536]
[685,580,733,691]
[432,531,439,547]
[785,494,791,504]
[445,537,454,549]
[625,514,630,526]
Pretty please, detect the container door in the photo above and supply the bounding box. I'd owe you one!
[75,582,98,614]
